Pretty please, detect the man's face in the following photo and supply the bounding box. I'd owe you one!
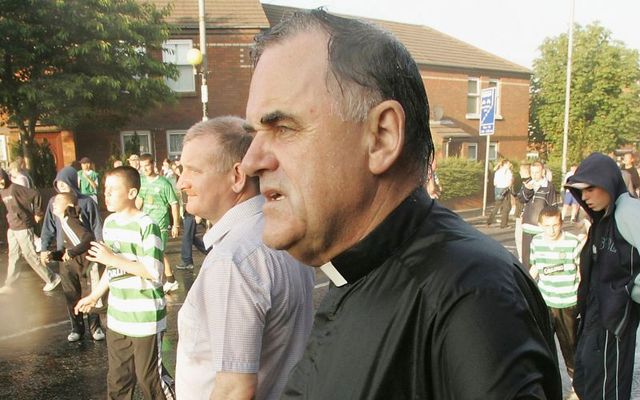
[624,153,634,167]
[128,157,140,169]
[242,31,373,265]
[81,162,90,171]
[540,215,562,241]
[530,165,543,181]
[581,186,611,212]
[52,197,71,218]
[104,175,135,213]
[56,181,71,193]
[139,159,155,177]
[178,136,232,222]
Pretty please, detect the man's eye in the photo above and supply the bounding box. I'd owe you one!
[276,126,292,134]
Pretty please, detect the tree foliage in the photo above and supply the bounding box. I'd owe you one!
[0,0,178,168]
[530,23,640,163]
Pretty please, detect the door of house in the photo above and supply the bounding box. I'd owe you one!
[35,132,64,170]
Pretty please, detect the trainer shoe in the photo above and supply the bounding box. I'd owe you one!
[175,263,194,271]
[92,328,105,341]
[67,332,82,342]
[42,273,62,292]
[163,281,179,294]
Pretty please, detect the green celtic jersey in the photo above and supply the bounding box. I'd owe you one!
[530,232,581,309]
[103,212,166,337]
[138,175,178,231]
[78,170,99,196]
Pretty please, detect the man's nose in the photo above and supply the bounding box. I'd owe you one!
[241,133,278,177]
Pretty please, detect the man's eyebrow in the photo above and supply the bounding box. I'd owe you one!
[260,110,296,126]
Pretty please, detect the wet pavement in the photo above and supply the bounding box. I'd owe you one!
[0,210,637,399]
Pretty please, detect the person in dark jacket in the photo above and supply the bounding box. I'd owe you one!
[517,160,557,270]
[49,192,105,342]
[566,152,640,400]
[241,9,562,399]
[0,169,60,294]
[40,166,102,267]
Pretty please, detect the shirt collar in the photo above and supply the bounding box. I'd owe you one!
[203,195,264,250]
[326,188,433,287]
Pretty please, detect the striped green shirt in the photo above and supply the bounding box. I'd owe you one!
[530,232,581,309]
[138,175,178,231]
[103,212,166,337]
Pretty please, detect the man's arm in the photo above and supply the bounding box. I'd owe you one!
[438,289,561,399]
[40,200,57,262]
[170,202,180,238]
[87,241,157,280]
[210,372,257,400]
[75,271,110,314]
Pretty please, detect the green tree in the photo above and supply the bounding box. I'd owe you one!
[530,23,640,163]
[0,0,178,170]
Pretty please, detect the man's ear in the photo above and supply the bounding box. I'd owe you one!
[231,162,247,194]
[366,100,405,175]
[128,188,138,200]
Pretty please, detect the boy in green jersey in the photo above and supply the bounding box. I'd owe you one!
[75,166,175,399]
[77,157,99,203]
[530,206,583,380]
[136,154,180,294]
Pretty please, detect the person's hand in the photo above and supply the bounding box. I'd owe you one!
[34,215,42,224]
[171,225,179,238]
[524,181,534,190]
[74,295,97,315]
[62,250,70,262]
[87,241,117,266]
[40,251,50,265]
[195,216,202,224]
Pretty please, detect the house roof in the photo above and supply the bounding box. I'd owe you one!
[261,3,531,76]
[147,0,270,29]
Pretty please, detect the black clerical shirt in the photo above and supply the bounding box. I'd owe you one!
[282,188,562,400]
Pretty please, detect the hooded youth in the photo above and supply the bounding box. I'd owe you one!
[41,167,102,252]
[566,152,640,336]
[0,169,43,230]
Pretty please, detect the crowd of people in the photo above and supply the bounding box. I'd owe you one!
[1,8,640,400]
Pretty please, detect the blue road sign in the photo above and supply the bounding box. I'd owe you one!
[479,87,496,136]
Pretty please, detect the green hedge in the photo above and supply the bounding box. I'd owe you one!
[436,158,484,200]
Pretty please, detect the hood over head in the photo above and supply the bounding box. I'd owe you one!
[53,166,81,195]
[565,152,627,219]
[0,169,11,189]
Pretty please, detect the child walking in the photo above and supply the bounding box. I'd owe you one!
[50,192,105,342]
[0,169,60,294]
[75,166,175,400]
[529,206,583,380]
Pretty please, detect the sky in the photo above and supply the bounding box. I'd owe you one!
[262,0,640,69]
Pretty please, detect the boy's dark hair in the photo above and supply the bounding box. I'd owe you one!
[107,166,141,191]
[139,153,154,163]
[55,192,77,206]
[538,206,562,223]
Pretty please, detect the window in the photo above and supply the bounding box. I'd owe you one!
[163,40,195,93]
[467,143,478,160]
[466,78,480,117]
[167,130,186,158]
[489,143,498,161]
[121,131,152,156]
[488,79,502,117]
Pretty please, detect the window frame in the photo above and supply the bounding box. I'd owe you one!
[166,130,187,159]
[466,77,480,119]
[162,39,195,93]
[120,130,152,156]
[467,143,478,160]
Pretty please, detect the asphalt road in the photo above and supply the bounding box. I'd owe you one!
[0,210,634,399]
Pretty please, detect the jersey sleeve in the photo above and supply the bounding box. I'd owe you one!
[164,179,178,205]
[139,220,164,283]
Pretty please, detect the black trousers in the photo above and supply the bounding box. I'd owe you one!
[522,232,534,270]
[574,306,639,400]
[59,258,106,335]
[487,193,512,227]
[549,306,577,378]
[106,329,175,400]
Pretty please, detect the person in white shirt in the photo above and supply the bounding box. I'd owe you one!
[487,159,513,228]
[175,116,315,400]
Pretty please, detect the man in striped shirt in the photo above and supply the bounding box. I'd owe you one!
[530,206,583,379]
[75,166,175,400]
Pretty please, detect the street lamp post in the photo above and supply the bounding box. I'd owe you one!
[187,0,208,121]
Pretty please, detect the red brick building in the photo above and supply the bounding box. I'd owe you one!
[3,1,532,170]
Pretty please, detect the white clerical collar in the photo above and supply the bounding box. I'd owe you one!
[320,262,348,287]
